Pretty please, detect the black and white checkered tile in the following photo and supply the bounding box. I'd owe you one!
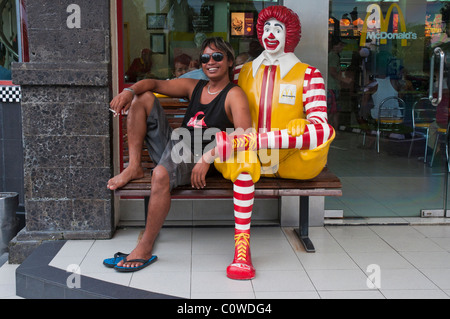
[0,85,22,103]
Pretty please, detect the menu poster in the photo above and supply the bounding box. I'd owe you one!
[231,12,254,37]
[190,5,214,33]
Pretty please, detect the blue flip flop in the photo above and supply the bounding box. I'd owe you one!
[103,252,129,268]
[114,255,158,273]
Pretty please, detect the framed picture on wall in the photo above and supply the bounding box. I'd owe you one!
[147,13,167,30]
[231,12,255,37]
[151,33,166,54]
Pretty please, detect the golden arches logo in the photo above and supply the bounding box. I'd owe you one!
[281,88,295,99]
[360,3,413,47]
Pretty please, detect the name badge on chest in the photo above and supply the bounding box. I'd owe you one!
[279,84,297,105]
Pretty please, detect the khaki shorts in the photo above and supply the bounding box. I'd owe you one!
[145,99,216,191]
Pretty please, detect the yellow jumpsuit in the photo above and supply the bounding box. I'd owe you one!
[215,61,335,183]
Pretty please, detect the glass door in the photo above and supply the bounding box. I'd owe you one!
[326,0,450,219]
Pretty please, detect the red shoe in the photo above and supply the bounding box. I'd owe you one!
[227,232,255,280]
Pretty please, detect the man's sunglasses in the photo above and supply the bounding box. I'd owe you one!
[200,52,225,64]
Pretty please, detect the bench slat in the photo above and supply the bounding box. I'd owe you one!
[115,168,342,198]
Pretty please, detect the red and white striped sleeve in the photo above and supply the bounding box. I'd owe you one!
[303,66,328,125]
[233,64,243,85]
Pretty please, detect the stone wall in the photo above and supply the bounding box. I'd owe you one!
[9,0,114,263]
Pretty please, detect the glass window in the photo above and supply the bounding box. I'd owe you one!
[327,0,450,218]
[120,0,279,85]
[0,0,26,82]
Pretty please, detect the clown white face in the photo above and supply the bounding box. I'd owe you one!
[262,18,287,58]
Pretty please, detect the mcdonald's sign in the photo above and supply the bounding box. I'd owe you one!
[360,3,417,47]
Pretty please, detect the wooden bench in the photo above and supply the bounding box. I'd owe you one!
[115,97,343,252]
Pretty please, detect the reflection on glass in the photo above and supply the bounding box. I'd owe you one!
[121,0,274,83]
[327,0,450,218]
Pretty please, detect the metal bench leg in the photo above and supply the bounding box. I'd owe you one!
[294,196,316,253]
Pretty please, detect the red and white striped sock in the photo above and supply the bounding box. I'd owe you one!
[233,173,254,232]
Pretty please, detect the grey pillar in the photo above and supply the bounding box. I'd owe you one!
[9,0,114,263]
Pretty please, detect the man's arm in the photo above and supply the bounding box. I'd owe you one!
[110,78,199,115]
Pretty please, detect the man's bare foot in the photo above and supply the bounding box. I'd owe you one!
[107,166,144,190]
[116,241,154,269]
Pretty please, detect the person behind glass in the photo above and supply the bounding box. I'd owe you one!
[173,53,192,78]
[106,37,252,272]
[328,37,351,129]
[360,61,401,122]
[125,48,153,82]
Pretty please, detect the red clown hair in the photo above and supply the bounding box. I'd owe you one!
[256,6,302,53]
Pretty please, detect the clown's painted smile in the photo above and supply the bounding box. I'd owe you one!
[264,34,280,51]
[262,19,286,56]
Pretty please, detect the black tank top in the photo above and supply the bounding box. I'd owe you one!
[182,80,235,154]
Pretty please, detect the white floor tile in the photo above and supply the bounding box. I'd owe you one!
[377,269,439,290]
[0,263,18,285]
[191,291,256,299]
[192,228,234,255]
[251,270,315,292]
[253,252,304,271]
[255,291,320,299]
[369,225,424,238]
[191,271,254,294]
[335,236,393,253]
[430,237,450,251]
[413,225,450,238]
[148,253,192,272]
[192,253,231,273]
[380,289,449,299]
[307,269,371,291]
[381,236,445,252]
[0,263,20,299]
[400,251,450,269]
[130,270,191,298]
[251,237,295,254]
[420,268,450,290]
[298,252,359,270]
[348,251,414,270]
[319,290,385,299]
[326,226,379,239]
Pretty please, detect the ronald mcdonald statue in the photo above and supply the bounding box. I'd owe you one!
[214,5,335,280]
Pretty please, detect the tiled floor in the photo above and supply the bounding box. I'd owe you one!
[3,223,450,299]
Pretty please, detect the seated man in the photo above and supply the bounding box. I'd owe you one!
[214,6,335,280]
[106,37,252,272]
